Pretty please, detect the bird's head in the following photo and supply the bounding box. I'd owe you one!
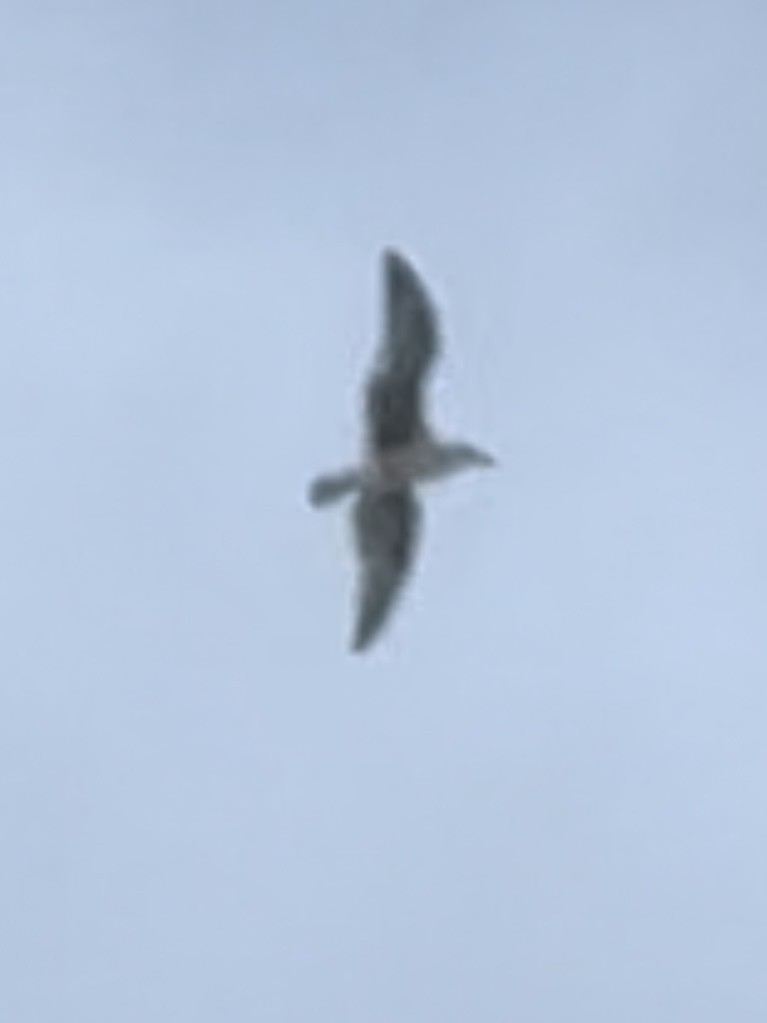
[437,441,497,475]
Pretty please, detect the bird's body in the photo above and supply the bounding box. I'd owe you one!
[309,249,494,652]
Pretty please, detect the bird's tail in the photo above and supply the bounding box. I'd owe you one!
[307,468,361,507]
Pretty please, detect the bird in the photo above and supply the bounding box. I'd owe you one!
[308,248,495,652]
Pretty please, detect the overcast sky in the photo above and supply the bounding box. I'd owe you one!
[2,2,766,1021]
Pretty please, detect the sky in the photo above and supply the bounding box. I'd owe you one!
[1,1,766,1020]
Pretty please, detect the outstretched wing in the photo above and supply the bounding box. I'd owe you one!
[351,487,422,652]
[365,249,441,453]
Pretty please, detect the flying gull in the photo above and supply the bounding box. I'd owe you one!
[308,248,495,652]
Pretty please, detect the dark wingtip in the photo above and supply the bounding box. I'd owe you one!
[382,246,412,275]
[350,627,373,654]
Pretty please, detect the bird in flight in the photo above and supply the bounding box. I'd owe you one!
[308,248,495,652]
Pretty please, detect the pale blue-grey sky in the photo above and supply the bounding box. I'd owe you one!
[2,2,766,1020]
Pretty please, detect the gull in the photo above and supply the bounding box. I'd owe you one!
[308,248,495,652]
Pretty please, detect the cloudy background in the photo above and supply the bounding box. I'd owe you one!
[2,1,766,1020]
